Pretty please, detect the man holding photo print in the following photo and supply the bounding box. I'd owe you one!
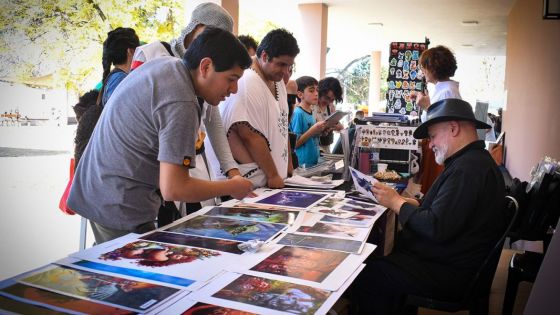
[350,98,506,314]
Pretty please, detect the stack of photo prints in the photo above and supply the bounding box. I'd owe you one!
[0,188,386,314]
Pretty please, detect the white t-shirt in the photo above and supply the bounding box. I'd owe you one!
[218,69,289,187]
[421,80,462,122]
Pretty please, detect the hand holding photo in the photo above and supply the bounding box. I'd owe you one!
[349,167,379,202]
[324,110,349,127]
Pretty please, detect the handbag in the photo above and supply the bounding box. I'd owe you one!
[58,158,76,215]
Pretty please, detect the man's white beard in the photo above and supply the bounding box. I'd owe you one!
[433,143,448,165]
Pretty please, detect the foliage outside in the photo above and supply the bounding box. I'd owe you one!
[0,0,186,93]
[327,55,388,111]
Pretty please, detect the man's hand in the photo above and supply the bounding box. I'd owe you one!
[372,182,406,213]
[267,174,285,188]
[228,175,254,200]
[226,168,241,178]
[411,91,430,110]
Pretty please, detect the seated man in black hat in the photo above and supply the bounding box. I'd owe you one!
[350,98,507,314]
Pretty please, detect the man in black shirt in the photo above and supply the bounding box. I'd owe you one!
[351,98,506,314]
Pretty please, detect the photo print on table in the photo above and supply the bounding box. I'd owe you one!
[212,274,330,315]
[254,190,328,209]
[277,233,363,254]
[249,246,348,282]
[204,206,299,225]
[140,231,244,254]
[18,265,179,313]
[166,215,286,242]
[320,214,377,228]
[98,240,221,267]
[182,302,257,315]
[0,282,134,315]
[296,222,370,241]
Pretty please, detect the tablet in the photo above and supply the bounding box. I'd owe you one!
[325,110,349,126]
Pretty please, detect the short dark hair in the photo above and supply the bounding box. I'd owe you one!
[318,77,343,103]
[296,76,318,92]
[184,27,252,72]
[419,45,457,80]
[256,28,299,61]
[238,34,258,51]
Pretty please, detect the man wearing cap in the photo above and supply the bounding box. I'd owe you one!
[350,98,507,314]
[130,2,241,216]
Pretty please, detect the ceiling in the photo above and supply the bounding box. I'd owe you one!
[243,0,516,58]
[321,0,516,57]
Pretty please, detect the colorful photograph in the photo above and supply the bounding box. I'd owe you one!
[205,206,298,224]
[315,197,345,208]
[182,302,257,315]
[296,222,369,240]
[19,265,179,312]
[167,216,285,242]
[313,208,357,219]
[0,294,71,315]
[255,191,327,209]
[99,240,221,267]
[212,274,330,315]
[339,205,378,216]
[250,246,348,282]
[0,282,134,314]
[345,199,378,209]
[141,231,244,254]
[72,259,195,287]
[277,233,363,253]
[320,214,376,227]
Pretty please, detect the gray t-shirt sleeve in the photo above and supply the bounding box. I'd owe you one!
[156,101,199,168]
[204,105,238,174]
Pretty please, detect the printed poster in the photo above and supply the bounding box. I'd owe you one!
[386,41,428,115]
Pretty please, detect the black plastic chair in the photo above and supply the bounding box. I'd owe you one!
[403,196,519,315]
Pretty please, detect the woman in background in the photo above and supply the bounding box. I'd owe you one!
[412,45,461,194]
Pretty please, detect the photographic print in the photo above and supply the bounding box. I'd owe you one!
[140,231,244,254]
[345,199,379,210]
[0,294,71,315]
[249,246,348,282]
[98,241,221,267]
[166,215,286,242]
[204,206,299,225]
[182,302,257,315]
[70,235,230,282]
[320,214,377,227]
[315,197,345,208]
[349,167,378,203]
[296,222,370,241]
[277,233,363,254]
[70,259,196,288]
[310,208,358,219]
[0,282,134,314]
[254,190,327,209]
[18,265,179,312]
[212,274,330,315]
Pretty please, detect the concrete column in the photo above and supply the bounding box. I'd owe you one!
[220,0,239,35]
[297,3,328,79]
[368,51,382,114]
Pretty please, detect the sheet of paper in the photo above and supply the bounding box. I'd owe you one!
[349,166,379,202]
[227,243,375,291]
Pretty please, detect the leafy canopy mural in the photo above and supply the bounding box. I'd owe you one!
[0,0,185,92]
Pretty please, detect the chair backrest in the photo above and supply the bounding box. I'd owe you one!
[463,195,519,302]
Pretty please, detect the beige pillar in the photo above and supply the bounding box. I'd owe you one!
[368,51,382,114]
[220,0,239,35]
[297,3,328,79]
[185,0,239,35]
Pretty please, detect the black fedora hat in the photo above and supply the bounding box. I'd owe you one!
[413,98,491,139]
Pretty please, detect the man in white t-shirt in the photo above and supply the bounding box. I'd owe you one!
[217,29,300,188]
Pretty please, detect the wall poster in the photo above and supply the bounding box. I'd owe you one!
[386,41,429,115]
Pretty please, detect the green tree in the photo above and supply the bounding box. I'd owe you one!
[0,0,185,92]
[328,55,370,105]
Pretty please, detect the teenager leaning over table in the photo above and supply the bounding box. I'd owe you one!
[68,28,254,244]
